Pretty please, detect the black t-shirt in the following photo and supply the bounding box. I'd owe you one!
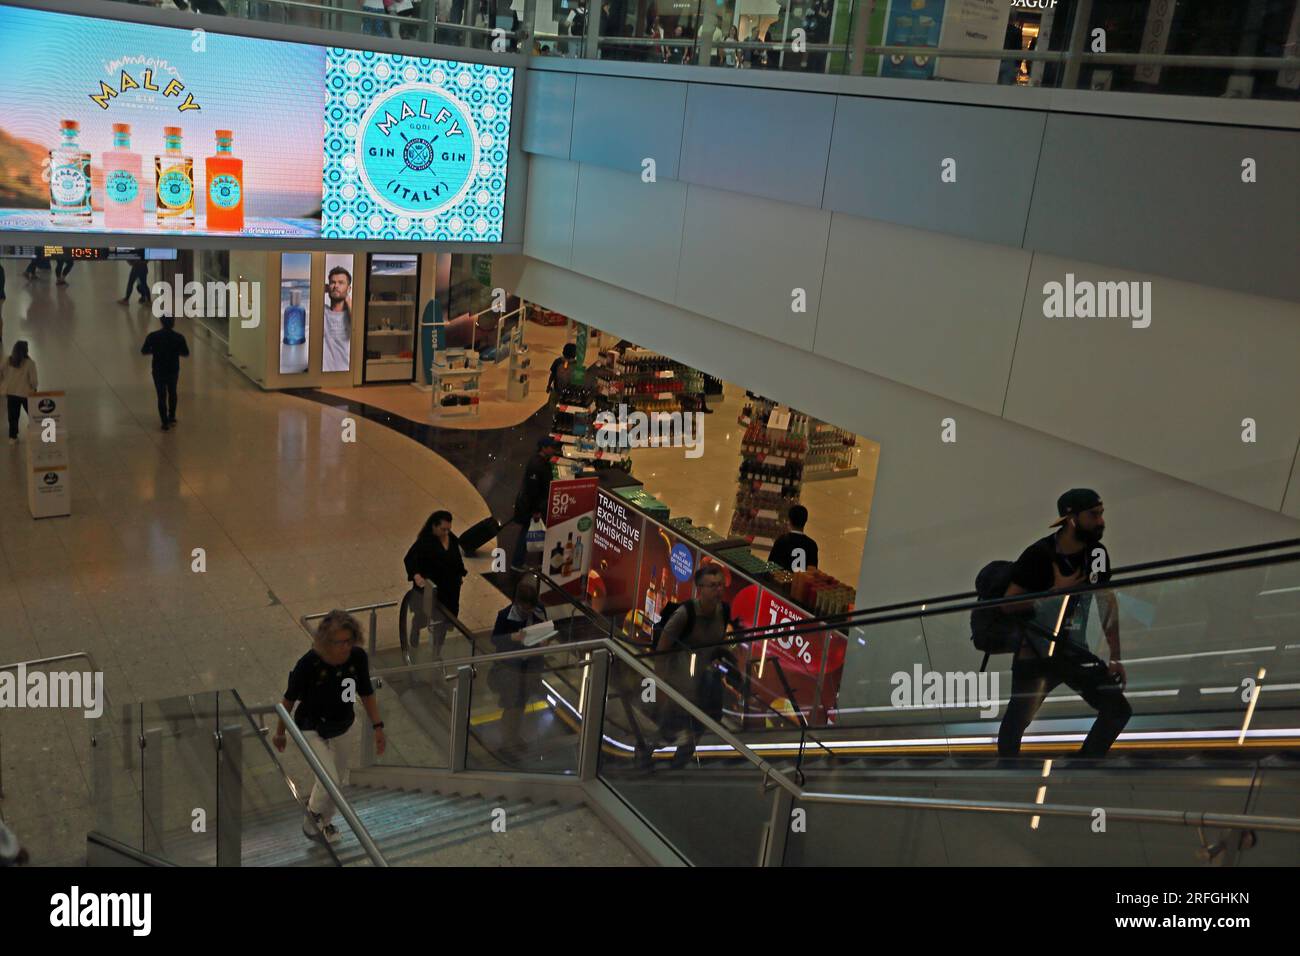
[1010,533,1111,648]
[141,328,190,377]
[284,647,374,737]
[769,531,818,571]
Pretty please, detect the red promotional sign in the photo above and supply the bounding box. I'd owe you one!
[740,589,847,726]
[541,477,599,596]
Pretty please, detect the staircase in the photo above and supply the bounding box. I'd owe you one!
[156,785,639,867]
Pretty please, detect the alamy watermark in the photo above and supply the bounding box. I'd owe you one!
[0,664,104,718]
[595,403,704,459]
[1042,273,1151,329]
[890,666,999,718]
[152,275,260,328]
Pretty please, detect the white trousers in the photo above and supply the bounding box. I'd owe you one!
[303,723,358,825]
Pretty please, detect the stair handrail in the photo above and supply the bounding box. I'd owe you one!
[274,703,390,867]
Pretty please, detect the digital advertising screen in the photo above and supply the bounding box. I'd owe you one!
[0,4,514,244]
[279,253,311,374]
[322,253,354,373]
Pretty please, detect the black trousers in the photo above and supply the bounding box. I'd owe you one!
[6,395,27,439]
[152,371,178,425]
[56,257,74,279]
[126,270,150,301]
[997,648,1132,759]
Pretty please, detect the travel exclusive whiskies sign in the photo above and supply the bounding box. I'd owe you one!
[320,49,513,243]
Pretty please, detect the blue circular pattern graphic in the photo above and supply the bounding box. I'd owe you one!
[320,48,513,242]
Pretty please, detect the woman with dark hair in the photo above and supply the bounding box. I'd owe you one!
[273,610,385,846]
[404,509,467,618]
[1,341,37,445]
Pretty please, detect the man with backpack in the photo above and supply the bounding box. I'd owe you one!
[992,488,1131,761]
[651,563,736,768]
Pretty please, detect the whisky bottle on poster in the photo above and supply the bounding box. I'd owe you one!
[155,126,195,228]
[205,129,244,231]
[102,123,143,230]
[49,119,92,226]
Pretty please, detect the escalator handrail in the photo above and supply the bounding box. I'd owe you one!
[660,544,1300,657]
[369,634,1300,835]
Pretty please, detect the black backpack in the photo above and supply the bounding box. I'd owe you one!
[970,560,1040,671]
[652,599,729,648]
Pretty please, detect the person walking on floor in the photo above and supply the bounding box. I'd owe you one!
[118,253,151,305]
[140,312,189,431]
[2,341,37,446]
[0,258,6,349]
[54,253,74,287]
[509,435,559,570]
[273,610,386,847]
[23,250,46,280]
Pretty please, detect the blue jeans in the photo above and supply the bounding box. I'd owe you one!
[362,13,388,36]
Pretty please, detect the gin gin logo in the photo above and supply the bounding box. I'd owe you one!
[594,404,704,459]
[357,84,479,218]
[152,276,260,328]
[890,666,1000,718]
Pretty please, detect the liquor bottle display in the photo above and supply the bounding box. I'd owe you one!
[48,119,91,225]
[154,126,195,228]
[102,123,143,230]
[205,129,244,231]
[729,396,807,547]
[282,290,306,346]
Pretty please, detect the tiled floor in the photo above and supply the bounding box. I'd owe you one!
[0,259,511,864]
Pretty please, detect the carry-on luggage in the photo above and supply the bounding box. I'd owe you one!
[459,515,502,556]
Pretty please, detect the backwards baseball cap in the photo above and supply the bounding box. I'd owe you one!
[1051,488,1102,527]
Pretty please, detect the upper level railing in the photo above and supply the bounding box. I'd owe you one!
[97,0,1300,102]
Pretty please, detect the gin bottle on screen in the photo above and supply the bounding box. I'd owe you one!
[155,126,195,228]
[205,129,244,231]
[49,120,92,226]
[103,123,144,230]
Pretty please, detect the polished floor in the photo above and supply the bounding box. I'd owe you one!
[0,258,508,864]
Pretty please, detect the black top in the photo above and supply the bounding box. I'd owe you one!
[769,531,819,571]
[403,528,467,591]
[513,452,552,521]
[547,356,573,392]
[284,647,374,737]
[141,328,190,376]
[1010,533,1112,648]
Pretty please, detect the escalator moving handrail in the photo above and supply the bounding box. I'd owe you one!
[648,545,1300,657]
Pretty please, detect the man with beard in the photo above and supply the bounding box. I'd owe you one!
[997,488,1130,760]
[322,266,352,373]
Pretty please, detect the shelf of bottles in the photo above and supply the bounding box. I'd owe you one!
[431,348,481,418]
[804,422,860,481]
[596,346,707,414]
[729,396,810,549]
[550,380,631,481]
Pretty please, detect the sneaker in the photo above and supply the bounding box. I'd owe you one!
[669,738,697,769]
[116,297,129,305]
[161,422,169,432]
[302,812,342,845]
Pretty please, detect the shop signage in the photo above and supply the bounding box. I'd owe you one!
[543,477,599,596]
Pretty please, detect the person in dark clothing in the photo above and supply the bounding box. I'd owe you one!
[23,251,47,280]
[118,254,151,305]
[769,504,819,571]
[404,509,468,618]
[54,253,74,286]
[547,342,578,394]
[273,610,385,846]
[140,313,190,431]
[509,436,559,569]
[997,488,1131,761]
[489,578,552,753]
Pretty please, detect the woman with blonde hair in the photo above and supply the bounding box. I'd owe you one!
[1,341,37,446]
[274,610,387,846]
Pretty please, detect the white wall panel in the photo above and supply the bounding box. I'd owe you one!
[674,186,828,350]
[1005,255,1300,510]
[522,155,578,268]
[571,74,687,178]
[816,214,1031,415]
[571,164,687,301]
[521,70,575,158]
